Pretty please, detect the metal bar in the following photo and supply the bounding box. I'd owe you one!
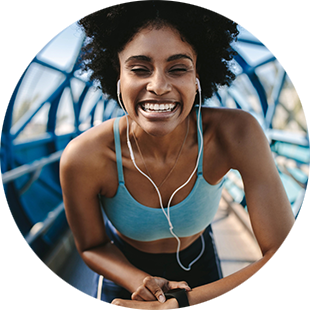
[227,87,253,111]
[67,84,79,128]
[237,38,265,47]
[267,129,309,147]
[18,167,42,195]
[0,129,6,144]
[2,150,63,184]
[233,51,269,116]
[10,78,69,138]
[277,164,306,189]
[252,55,277,70]
[291,68,310,141]
[275,155,309,178]
[264,68,287,129]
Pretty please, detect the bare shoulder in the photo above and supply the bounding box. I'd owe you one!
[61,118,115,167]
[201,108,269,169]
[202,107,261,134]
[60,118,117,195]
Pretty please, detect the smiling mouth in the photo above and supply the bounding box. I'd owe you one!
[141,102,177,113]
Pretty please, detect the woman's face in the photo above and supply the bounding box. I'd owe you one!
[118,26,198,137]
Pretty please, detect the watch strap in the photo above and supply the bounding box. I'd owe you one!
[164,288,189,308]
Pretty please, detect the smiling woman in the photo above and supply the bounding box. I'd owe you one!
[118,26,197,136]
[59,1,295,309]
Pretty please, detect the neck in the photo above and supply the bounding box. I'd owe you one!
[130,116,190,162]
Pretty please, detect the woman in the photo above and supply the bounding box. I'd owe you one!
[60,1,295,308]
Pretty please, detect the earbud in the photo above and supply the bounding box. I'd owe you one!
[196,78,201,92]
[117,79,127,113]
[117,79,121,97]
[127,140,135,161]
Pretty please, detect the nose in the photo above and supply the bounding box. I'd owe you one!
[146,71,172,96]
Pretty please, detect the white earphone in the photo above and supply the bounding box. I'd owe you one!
[117,79,126,112]
[116,78,204,271]
[196,77,201,92]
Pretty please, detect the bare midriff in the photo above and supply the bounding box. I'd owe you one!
[117,229,204,254]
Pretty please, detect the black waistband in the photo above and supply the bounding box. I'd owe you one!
[105,219,211,267]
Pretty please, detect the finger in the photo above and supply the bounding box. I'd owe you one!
[111,299,124,306]
[131,285,157,301]
[131,292,143,301]
[167,281,192,291]
[143,276,166,303]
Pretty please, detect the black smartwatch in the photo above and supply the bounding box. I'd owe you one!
[164,288,189,308]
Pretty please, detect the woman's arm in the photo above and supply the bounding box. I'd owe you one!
[60,135,149,293]
[186,111,295,305]
[60,129,190,302]
[112,111,295,308]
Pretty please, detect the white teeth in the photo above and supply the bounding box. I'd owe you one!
[142,103,176,112]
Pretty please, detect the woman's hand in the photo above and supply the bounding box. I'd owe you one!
[112,298,179,309]
[107,299,162,310]
[131,276,191,303]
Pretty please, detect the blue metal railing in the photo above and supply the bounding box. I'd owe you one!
[0,151,67,305]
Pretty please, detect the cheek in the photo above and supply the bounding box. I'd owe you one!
[121,74,148,99]
[120,81,142,112]
[183,86,197,107]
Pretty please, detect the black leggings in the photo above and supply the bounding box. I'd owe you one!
[93,221,222,303]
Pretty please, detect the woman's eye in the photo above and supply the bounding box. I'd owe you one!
[131,67,150,74]
[169,67,188,74]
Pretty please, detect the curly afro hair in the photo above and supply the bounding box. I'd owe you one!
[78,1,239,101]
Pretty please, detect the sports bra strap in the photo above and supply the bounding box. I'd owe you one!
[113,117,125,184]
[196,107,204,175]
[113,111,203,185]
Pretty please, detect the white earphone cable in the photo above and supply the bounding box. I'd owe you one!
[117,79,205,271]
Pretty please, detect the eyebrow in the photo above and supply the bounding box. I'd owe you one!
[125,53,194,64]
[167,54,193,63]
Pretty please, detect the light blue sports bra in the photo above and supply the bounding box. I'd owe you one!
[100,111,225,242]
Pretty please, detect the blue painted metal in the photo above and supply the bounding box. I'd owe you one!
[236,37,266,47]
[0,30,88,259]
[265,68,287,129]
[232,51,269,117]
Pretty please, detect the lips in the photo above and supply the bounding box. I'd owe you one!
[141,102,177,113]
